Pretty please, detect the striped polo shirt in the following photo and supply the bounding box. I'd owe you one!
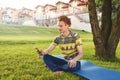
[53,31,82,58]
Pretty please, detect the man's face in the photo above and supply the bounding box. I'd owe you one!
[57,21,69,34]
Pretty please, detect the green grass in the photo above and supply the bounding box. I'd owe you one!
[0,24,120,80]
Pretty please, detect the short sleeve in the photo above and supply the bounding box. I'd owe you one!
[75,34,82,46]
[52,37,59,46]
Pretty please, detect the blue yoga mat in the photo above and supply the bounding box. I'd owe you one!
[56,55,120,80]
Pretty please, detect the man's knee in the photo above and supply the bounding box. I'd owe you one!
[43,54,51,61]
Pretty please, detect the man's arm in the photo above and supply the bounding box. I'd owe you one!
[68,45,83,68]
[43,43,56,55]
[73,45,83,61]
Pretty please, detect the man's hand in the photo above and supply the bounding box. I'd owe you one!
[35,48,43,56]
[68,59,77,68]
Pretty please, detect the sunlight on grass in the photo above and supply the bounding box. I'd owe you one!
[0,36,54,41]
[0,24,120,80]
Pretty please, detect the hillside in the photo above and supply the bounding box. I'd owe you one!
[0,24,92,41]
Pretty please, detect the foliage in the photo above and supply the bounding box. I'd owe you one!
[95,0,103,11]
[95,0,120,12]
[95,0,120,22]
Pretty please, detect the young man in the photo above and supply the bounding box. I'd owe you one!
[37,15,83,76]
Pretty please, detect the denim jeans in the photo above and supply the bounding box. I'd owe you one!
[43,54,81,72]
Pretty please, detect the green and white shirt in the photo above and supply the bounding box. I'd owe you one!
[52,31,82,58]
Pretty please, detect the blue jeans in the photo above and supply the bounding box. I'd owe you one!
[43,54,81,72]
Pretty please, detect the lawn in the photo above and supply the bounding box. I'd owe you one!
[0,24,120,80]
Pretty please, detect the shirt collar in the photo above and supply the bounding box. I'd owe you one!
[60,30,72,38]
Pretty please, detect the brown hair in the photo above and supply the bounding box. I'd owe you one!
[58,15,71,27]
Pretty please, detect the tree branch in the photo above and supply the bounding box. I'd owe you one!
[88,0,100,35]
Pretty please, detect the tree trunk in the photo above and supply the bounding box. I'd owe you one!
[88,0,120,59]
[100,0,113,58]
[107,9,120,58]
[101,0,112,47]
[88,0,106,57]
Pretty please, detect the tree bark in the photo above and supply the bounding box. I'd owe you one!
[88,0,106,57]
[101,0,112,47]
[88,0,120,59]
[100,0,113,58]
[107,9,120,58]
